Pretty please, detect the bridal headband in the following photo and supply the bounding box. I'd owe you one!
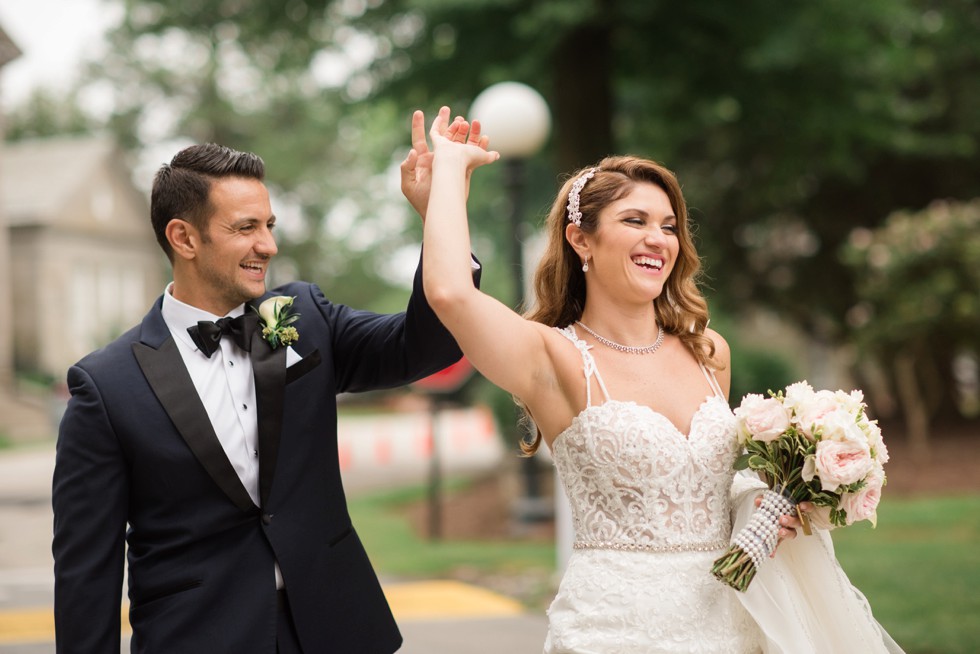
[566,167,598,227]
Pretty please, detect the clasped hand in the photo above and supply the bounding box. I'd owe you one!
[400,106,499,219]
[756,496,815,555]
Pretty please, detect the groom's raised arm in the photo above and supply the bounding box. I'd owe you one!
[303,254,481,394]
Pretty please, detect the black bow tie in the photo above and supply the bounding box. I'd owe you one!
[187,313,257,358]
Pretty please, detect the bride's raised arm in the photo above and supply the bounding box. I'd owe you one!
[420,107,557,405]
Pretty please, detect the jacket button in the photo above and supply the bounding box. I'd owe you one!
[261,513,273,525]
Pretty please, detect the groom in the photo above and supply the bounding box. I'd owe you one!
[53,119,475,653]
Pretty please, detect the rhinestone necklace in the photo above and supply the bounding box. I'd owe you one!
[575,321,665,355]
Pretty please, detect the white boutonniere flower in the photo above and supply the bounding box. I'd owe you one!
[256,295,299,348]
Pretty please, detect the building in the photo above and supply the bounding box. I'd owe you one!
[1,135,166,383]
[0,24,20,390]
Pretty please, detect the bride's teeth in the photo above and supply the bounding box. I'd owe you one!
[633,256,663,269]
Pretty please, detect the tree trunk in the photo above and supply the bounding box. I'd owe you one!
[893,351,931,460]
[551,18,614,173]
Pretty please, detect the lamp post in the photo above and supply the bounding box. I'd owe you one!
[471,82,553,530]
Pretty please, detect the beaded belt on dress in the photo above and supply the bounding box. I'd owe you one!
[573,539,729,553]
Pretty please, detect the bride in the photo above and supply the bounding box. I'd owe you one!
[412,106,902,653]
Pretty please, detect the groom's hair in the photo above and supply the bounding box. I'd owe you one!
[150,143,266,262]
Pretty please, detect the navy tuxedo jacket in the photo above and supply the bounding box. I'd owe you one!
[53,262,470,653]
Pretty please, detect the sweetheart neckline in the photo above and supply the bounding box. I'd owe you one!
[551,394,731,447]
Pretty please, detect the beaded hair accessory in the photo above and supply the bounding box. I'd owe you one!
[566,167,598,227]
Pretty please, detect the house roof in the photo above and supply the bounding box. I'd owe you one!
[0,24,21,68]
[0,135,123,225]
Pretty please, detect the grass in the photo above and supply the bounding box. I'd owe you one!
[350,481,554,579]
[832,495,980,654]
[351,486,980,653]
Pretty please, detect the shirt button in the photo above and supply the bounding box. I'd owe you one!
[242,403,248,411]
[229,361,234,367]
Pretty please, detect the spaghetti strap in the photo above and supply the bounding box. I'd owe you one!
[698,362,726,399]
[554,326,612,407]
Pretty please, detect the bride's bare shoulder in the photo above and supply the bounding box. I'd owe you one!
[704,327,731,362]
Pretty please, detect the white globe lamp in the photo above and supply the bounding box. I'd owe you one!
[470,82,551,158]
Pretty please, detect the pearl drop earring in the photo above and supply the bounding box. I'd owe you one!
[582,256,590,272]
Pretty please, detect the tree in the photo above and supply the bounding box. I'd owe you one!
[80,0,432,310]
[842,199,980,451]
[4,88,98,140]
[63,0,980,440]
[350,0,980,334]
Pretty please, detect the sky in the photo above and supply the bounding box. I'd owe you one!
[0,0,118,110]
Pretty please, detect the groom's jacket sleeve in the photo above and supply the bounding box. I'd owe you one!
[53,362,129,653]
[306,254,480,394]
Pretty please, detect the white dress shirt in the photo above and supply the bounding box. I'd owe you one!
[160,283,294,589]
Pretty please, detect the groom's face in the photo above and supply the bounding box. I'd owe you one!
[193,176,278,314]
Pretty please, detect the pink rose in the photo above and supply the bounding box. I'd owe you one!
[812,438,874,492]
[839,465,885,526]
[734,394,792,443]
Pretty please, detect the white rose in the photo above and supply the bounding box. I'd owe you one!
[794,389,841,439]
[782,381,815,413]
[862,419,889,464]
[816,407,867,445]
[834,389,866,415]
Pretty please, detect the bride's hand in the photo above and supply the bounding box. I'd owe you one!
[429,106,498,170]
[754,497,815,555]
[400,106,497,220]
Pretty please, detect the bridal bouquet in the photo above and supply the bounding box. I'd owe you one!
[711,381,889,592]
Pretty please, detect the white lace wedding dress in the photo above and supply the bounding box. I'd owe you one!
[543,326,903,654]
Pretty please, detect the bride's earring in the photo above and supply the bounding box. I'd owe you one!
[582,255,590,272]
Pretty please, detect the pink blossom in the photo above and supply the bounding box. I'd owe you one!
[734,394,792,443]
[813,439,874,492]
[839,465,885,526]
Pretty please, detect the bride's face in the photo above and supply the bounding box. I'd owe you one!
[584,182,680,304]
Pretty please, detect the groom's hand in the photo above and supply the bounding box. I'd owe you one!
[400,107,493,222]
[400,110,433,221]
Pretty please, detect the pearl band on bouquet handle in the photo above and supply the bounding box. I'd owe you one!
[731,490,797,569]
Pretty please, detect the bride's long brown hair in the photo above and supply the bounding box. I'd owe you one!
[520,155,718,454]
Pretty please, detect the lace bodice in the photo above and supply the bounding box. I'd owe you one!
[554,396,740,550]
[550,326,740,551]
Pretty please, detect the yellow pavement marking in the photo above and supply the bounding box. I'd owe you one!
[0,605,131,645]
[386,580,525,622]
[0,608,53,644]
[0,581,522,643]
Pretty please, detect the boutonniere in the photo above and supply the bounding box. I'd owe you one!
[256,296,300,348]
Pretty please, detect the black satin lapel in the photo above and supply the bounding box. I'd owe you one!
[251,335,287,508]
[133,339,257,513]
